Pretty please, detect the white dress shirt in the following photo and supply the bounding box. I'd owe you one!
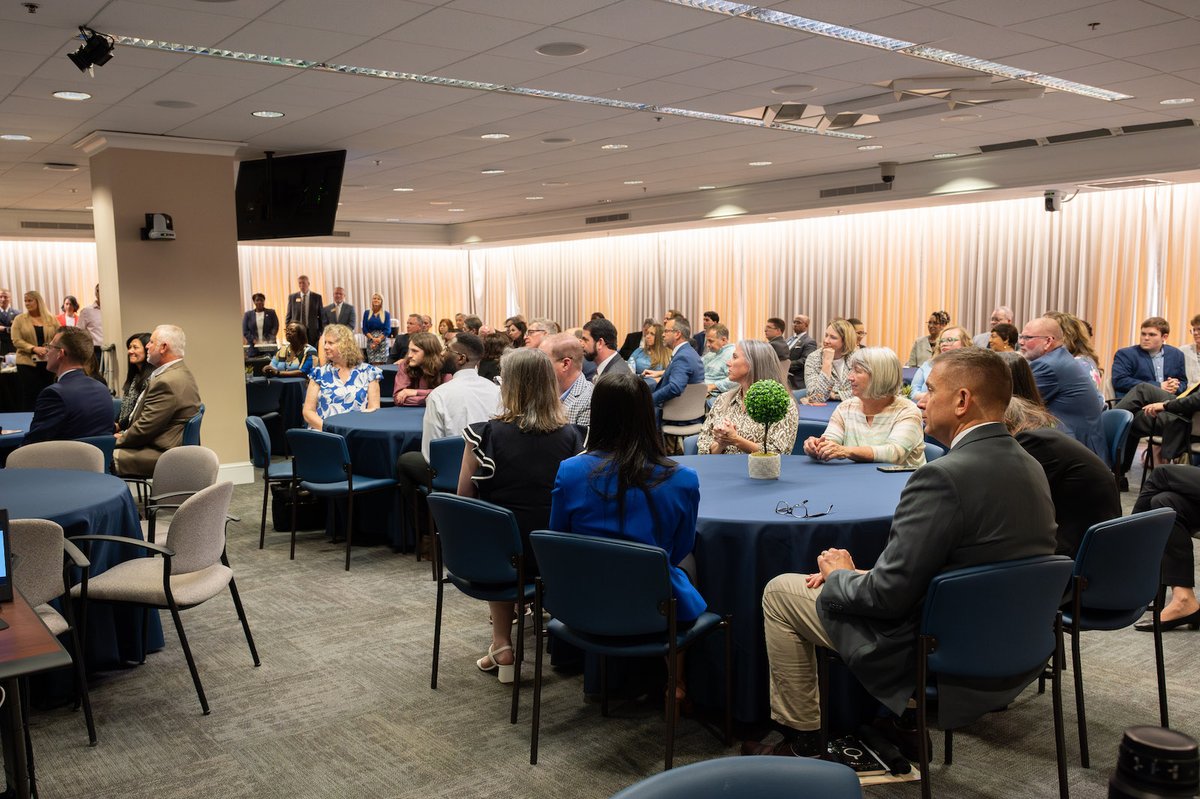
[421,367,501,460]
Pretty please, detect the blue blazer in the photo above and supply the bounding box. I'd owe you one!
[24,369,115,445]
[651,344,705,405]
[1111,344,1187,397]
[242,308,279,346]
[1030,346,1106,458]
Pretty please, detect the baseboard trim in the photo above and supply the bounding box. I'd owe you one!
[220,461,256,485]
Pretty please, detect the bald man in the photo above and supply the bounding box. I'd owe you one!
[1020,315,1106,458]
[541,332,593,426]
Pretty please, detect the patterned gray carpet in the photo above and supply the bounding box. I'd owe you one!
[25,462,1199,799]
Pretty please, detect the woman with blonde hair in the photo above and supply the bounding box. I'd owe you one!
[302,324,380,431]
[362,293,392,364]
[393,331,451,406]
[458,347,585,681]
[698,339,799,455]
[11,290,60,409]
[629,320,672,376]
[910,325,974,401]
[803,318,858,403]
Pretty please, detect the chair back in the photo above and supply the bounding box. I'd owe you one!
[6,440,103,472]
[530,530,672,637]
[111,397,124,423]
[924,442,946,462]
[9,519,66,609]
[182,403,205,446]
[1100,408,1134,469]
[608,756,862,799]
[794,420,827,455]
[151,446,220,497]
[245,379,284,416]
[428,436,466,493]
[78,435,116,472]
[1073,508,1175,612]
[921,555,1074,678]
[287,429,351,484]
[166,481,235,574]
[682,435,699,456]
[426,494,523,584]
[245,415,272,467]
[661,382,709,423]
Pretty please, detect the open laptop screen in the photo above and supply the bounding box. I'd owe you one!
[0,509,12,603]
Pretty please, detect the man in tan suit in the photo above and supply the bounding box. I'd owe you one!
[113,324,202,478]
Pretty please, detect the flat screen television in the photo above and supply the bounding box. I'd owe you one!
[235,150,346,241]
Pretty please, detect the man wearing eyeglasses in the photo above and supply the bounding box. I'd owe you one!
[523,318,559,350]
[22,326,113,445]
[744,349,1056,759]
[1019,315,1106,459]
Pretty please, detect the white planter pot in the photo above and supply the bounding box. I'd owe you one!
[748,452,781,480]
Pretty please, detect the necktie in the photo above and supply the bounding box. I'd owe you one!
[301,294,308,328]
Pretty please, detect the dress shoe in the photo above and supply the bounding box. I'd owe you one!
[741,731,823,758]
[872,716,931,763]
[1118,476,1129,492]
[1135,609,1200,632]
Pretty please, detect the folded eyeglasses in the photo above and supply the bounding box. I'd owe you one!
[775,499,834,519]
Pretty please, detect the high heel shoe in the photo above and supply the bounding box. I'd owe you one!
[476,645,515,683]
[1134,609,1200,632]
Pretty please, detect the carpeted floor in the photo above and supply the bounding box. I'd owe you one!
[24,458,1200,799]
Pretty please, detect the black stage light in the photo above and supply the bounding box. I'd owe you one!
[68,27,114,72]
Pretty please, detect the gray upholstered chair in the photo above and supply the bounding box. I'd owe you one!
[139,446,221,546]
[70,481,260,714]
[9,519,97,745]
[6,440,104,473]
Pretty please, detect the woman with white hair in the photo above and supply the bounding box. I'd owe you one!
[803,346,925,467]
[696,339,799,455]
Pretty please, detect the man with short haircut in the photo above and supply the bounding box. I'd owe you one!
[463,315,482,335]
[972,306,1014,349]
[764,317,790,361]
[322,286,356,331]
[785,315,811,349]
[651,316,705,406]
[390,314,423,361]
[703,323,734,395]
[541,333,593,426]
[285,274,324,347]
[582,318,630,378]
[419,315,433,332]
[787,315,818,390]
[454,312,466,331]
[524,317,560,350]
[23,327,113,445]
[1111,316,1187,399]
[745,349,1056,758]
[1020,315,1106,458]
[692,310,718,355]
[0,287,18,355]
[114,324,202,478]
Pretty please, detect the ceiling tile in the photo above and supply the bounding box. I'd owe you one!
[262,0,431,36]
[214,21,372,62]
[577,45,718,80]
[558,0,712,43]
[1008,1,1183,44]
[378,8,542,51]
[1074,18,1200,58]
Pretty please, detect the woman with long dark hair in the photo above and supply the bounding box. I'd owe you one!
[117,332,152,430]
[392,331,450,406]
[504,317,527,349]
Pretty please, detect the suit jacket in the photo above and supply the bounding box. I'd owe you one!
[817,424,1057,726]
[690,331,706,356]
[322,302,356,330]
[285,291,324,346]
[114,361,202,477]
[651,344,705,405]
[1111,344,1188,397]
[23,369,114,445]
[10,313,60,368]
[618,331,642,361]
[389,333,411,362]
[787,335,818,389]
[1030,346,1107,458]
[241,308,279,346]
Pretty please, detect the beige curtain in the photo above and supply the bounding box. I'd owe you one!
[0,240,98,318]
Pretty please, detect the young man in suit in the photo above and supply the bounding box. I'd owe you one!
[1111,316,1188,399]
[745,349,1057,757]
[787,314,817,390]
[322,286,356,331]
[285,274,324,347]
[23,326,113,445]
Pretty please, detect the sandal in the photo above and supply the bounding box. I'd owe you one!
[476,645,515,684]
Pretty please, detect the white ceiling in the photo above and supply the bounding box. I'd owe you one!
[0,0,1197,234]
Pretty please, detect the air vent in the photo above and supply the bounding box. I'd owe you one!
[20,221,95,231]
[1078,178,1171,190]
[1045,128,1111,144]
[819,182,893,199]
[979,139,1039,153]
[585,212,630,225]
[1120,118,1195,134]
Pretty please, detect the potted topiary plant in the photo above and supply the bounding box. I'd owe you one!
[743,378,791,479]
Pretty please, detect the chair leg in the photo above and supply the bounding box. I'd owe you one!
[511,596,524,725]
[259,477,270,549]
[1153,586,1170,727]
[665,602,678,771]
[67,623,97,745]
[944,728,953,765]
[21,677,37,799]
[167,603,209,715]
[140,607,151,665]
[599,655,609,717]
[1053,614,1070,799]
[530,584,544,765]
[289,480,298,560]
[817,647,830,754]
[917,639,932,799]
[1071,623,1088,768]
[344,491,354,571]
[427,511,439,582]
[722,616,732,747]
[431,556,443,690]
[227,575,261,666]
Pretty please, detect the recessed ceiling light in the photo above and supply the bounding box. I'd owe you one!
[541,137,573,144]
[52,91,91,101]
[857,144,883,151]
[932,152,958,159]
[542,181,569,187]
[771,84,815,95]
[43,163,79,172]
[448,208,464,212]
[941,113,980,122]
[480,132,510,140]
[623,180,643,185]
[748,161,772,166]
[430,201,452,206]
[1159,97,1195,105]
[601,143,629,150]
[536,42,587,57]
[480,168,505,175]
[698,185,717,190]
[525,196,544,200]
[154,100,196,109]
[251,110,285,118]
[392,187,414,192]
[1,134,31,141]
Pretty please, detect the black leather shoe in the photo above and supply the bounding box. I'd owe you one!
[741,731,823,758]
[872,717,931,763]
[1135,609,1200,632]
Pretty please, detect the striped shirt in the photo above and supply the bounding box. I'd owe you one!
[821,395,926,467]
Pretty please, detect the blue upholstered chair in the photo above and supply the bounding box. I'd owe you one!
[1100,408,1133,481]
[246,414,293,549]
[528,531,732,771]
[608,756,862,799]
[285,429,395,570]
[923,442,945,462]
[78,434,116,473]
[793,420,828,455]
[414,436,467,579]
[182,403,205,446]
[426,493,533,725]
[682,435,699,456]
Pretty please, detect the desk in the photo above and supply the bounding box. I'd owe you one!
[0,592,72,799]
[0,411,31,467]
[678,454,910,724]
[322,407,425,549]
[1,469,164,666]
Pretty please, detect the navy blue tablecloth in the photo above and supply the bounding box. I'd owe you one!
[1,469,165,668]
[322,407,425,549]
[0,411,31,467]
[678,454,911,724]
[246,377,307,453]
[797,402,838,423]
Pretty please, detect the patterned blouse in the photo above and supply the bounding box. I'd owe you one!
[270,344,316,375]
[310,362,382,422]
[803,350,852,403]
[821,395,926,467]
[696,384,800,455]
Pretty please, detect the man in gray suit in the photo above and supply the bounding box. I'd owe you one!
[322,286,356,331]
[745,348,1057,757]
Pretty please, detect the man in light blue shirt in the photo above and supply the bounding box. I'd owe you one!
[703,323,735,396]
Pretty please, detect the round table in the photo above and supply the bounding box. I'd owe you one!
[0,412,31,466]
[678,454,912,724]
[0,469,164,669]
[323,407,425,549]
[245,376,307,452]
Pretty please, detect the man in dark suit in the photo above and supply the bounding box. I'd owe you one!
[241,292,279,355]
[691,310,718,355]
[321,286,356,331]
[764,317,790,361]
[389,313,422,362]
[650,316,704,407]
[285,274,323,346]
[23,327,113,445]
[787,314,817,390]
[1021,315,1107,459]
[745,349,1057,757]
[1111,316,1188,400]
[1115,380,1200,479]
[582,318,630,379]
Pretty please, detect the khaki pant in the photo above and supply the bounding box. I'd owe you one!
[762,573,835,731]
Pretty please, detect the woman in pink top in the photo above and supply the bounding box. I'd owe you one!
[392,331,451,406]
